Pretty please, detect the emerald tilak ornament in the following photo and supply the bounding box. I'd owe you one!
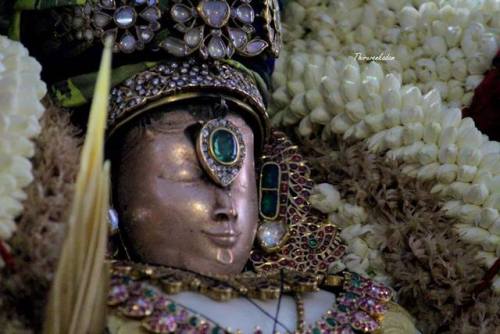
[196,119,246,187]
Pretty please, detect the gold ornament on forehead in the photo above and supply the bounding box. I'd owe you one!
[196,119,246,187]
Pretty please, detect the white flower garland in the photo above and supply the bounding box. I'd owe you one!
[310,184,392,286]
[0,36,46,267]
[278,0,499,107]
[273,0,500,291]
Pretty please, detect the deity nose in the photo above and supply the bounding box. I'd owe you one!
[213,188,237,221]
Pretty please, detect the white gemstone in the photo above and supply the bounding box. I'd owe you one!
[184,26,204,48]
[171,4,192,23]
[199,0,230,28]
[207,35,226,59]
[235,4,254,24]
[257,221,288,250]
[114,6,136,28]
[93,12,112,28]
[160,37,188,56]
[244,39,268,56]
[140,6,161,22]
[227,27,247,49]
[119,33,137,53]
[101,0,116,9]
[136,26,154,43]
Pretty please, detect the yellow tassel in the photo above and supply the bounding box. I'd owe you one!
[43,37,113,334]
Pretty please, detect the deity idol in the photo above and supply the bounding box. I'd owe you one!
[6,0,417,333]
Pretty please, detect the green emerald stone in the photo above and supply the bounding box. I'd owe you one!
[312,327,321,334]
[352,274,361,288]
[261,163,280,188]
[189,316,200,326]
[345,292,357,300]
[308,237,318,249]
[260,190,278,218]
[144,289,155,298]
[167,303,177,313]
[211,128,238,164]
[326,317,337,327]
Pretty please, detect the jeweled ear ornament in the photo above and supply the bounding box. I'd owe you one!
[196,119,246,187]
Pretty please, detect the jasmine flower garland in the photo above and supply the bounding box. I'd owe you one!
[273,0,500,292]
[0,36,46,267]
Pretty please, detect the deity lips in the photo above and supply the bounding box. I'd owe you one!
[202,227,241,247]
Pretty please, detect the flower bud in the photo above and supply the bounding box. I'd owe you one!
[310,183,342,213]
[437,164,458,184]
[457,165,477,182]
[464,184,489,205]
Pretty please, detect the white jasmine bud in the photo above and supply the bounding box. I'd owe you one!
[465,75,484,91]
[457,127,482,149]
[383,108,401,128]
[416,58,437,82]
[489,218,500,236]
[289,58,305,80]
[401,106,424,125]
[457,146,482,166]
[437,164,458,184]
[462,92,474,106]
[289,93,308,117]
[400,7,420,29]
[485,193,500,210]
[480,141,500,156]
[439,144,458,164]
[445,26,462,48]
[431,20,447,37]
[457,224,492,245]
[342,80,360,102]
[457,165,477,182]
[402,142,425,162]
[425,36,447,56]
[287,80,306,96]
[383,90,402,110]
[363,94,383,114]
[447,47,465,62]
[423,122,441,144]
[403,123,424,144]
[436,56,452,81]
[451,59,467,81]
[419,2,439,23]
[367,131,386,152]
[464,184,489,205]
[479,154,500,174]
[417,144,438,164]
[344,99,366,122]
[298,115,313,137]
[441,107,462,128]
[402,69,417,83]
[360,76,380,100]
[330,113,353,134]
[305,89,323,111]
[417,163,440,181]
[383,126,404,149]
[271,87,289,109]
[439,127,458,147]
[364,113,385,132]
[479,208,498,229]
[311,107,331,125]
[310,183,341,213]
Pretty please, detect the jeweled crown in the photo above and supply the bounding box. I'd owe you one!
[14,0,281,144]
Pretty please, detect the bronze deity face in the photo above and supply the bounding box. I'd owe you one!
[112,106,259,275]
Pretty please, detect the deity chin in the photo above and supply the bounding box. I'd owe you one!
[110,106,259,275]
